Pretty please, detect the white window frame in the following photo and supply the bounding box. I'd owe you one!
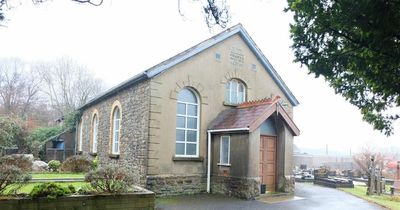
[219,136,230,165]
[78,119,83,152]
[111,107,121,155]
[176,88,200,157]
[226,79,246,104]
[92,114,98,153]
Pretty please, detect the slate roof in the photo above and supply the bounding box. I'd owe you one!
[208,96,300,136]
[79,24,299,110]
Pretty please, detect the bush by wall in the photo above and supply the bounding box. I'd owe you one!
[48,160,61,172]
[29,183,73,199]
[85,164,136,193]
[0,165,31,194]
[60,155,91,173]
[0,154,33,171]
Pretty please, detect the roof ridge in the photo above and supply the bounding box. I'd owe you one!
[237,96,281,108]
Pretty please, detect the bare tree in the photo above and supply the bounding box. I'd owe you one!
[1,0,229,29]
[35,57,103,115]
[353,145,386,176]
[0,58,41,117]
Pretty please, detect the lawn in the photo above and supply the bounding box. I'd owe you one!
[4,182,89,194]
[31,173,85,179]
[340,185,400,210]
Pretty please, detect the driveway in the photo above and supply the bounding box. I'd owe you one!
[156,183,384,210]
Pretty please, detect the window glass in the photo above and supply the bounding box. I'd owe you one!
[176,130,185,141]
[238,84,245,103]
[178,88,197,103]
[187,104,197,116]
[79,119,83,151]
[186,144,196,155]
[220,136,230,164]
[92,114,98,153]
[176,143,185,155]
[177,103,186,115]
[112,107,121,154]
[187,117,197,129]
[176,88,199,157]
[176,116,185,128]
[231,81,238,103]
[225,79,246,104]
[187,130,197,142]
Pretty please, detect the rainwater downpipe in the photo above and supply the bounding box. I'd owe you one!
[206,128,250,193]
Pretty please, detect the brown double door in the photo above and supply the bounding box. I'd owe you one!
[259,135,277,192]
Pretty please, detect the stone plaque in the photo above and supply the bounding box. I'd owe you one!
[229,47,244,69]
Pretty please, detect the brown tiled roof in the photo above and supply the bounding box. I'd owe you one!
[208,96,300,136]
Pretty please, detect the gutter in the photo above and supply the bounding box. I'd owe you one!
[206,127,250,193]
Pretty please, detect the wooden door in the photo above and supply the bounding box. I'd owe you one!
[259,135,277,192]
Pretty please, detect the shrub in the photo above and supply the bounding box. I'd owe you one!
[90,156,99,170]
[0,154,33,171]
[85,164,136,193]
[0,165,31,194]
[29,183,73,199]
[48,160,61,172]
[60,155,91,172]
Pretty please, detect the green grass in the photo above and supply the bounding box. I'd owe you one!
[4,182,89,194]
[340,185,400,210]
[31,173,85,179]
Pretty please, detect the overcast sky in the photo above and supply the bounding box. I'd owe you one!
[0,0,399,154]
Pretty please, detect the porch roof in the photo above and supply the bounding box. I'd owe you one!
[208,96,300,136]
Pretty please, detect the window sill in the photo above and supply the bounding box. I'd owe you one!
[223,102,239,107]
[89,152,97,156]
[173,156,204,162]
[217,163,231,167]
[109,154,120,159]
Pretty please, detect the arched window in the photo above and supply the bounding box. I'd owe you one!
[111,106,121,154]
[78,118,83,152]
[176,88,199,157]
[91,114,98,153]
[225,79,246,104]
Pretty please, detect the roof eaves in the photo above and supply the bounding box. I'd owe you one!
[277,104,300,136]
[78,72,148,110]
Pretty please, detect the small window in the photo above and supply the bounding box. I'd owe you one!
[251,64,257,71]
[225,79,246,104]
[111,106,121,155]
[219,136,230,165]
[78,118,83,152]
[215,53,221,61]
[91,114,98,153]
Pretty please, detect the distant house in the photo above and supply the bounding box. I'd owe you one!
[76,24,300,199]
[45,128,75,162]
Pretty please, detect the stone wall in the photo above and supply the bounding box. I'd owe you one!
[79,80,150,185]
[211,175,260,199]
[146,174,206,196]
[0,192,155,210]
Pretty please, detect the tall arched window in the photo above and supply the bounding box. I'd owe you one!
[91,114,98,153]
[176,88,199,157]
[225,79,246,104]
[78,118,83,152]
[111,106,121,154]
